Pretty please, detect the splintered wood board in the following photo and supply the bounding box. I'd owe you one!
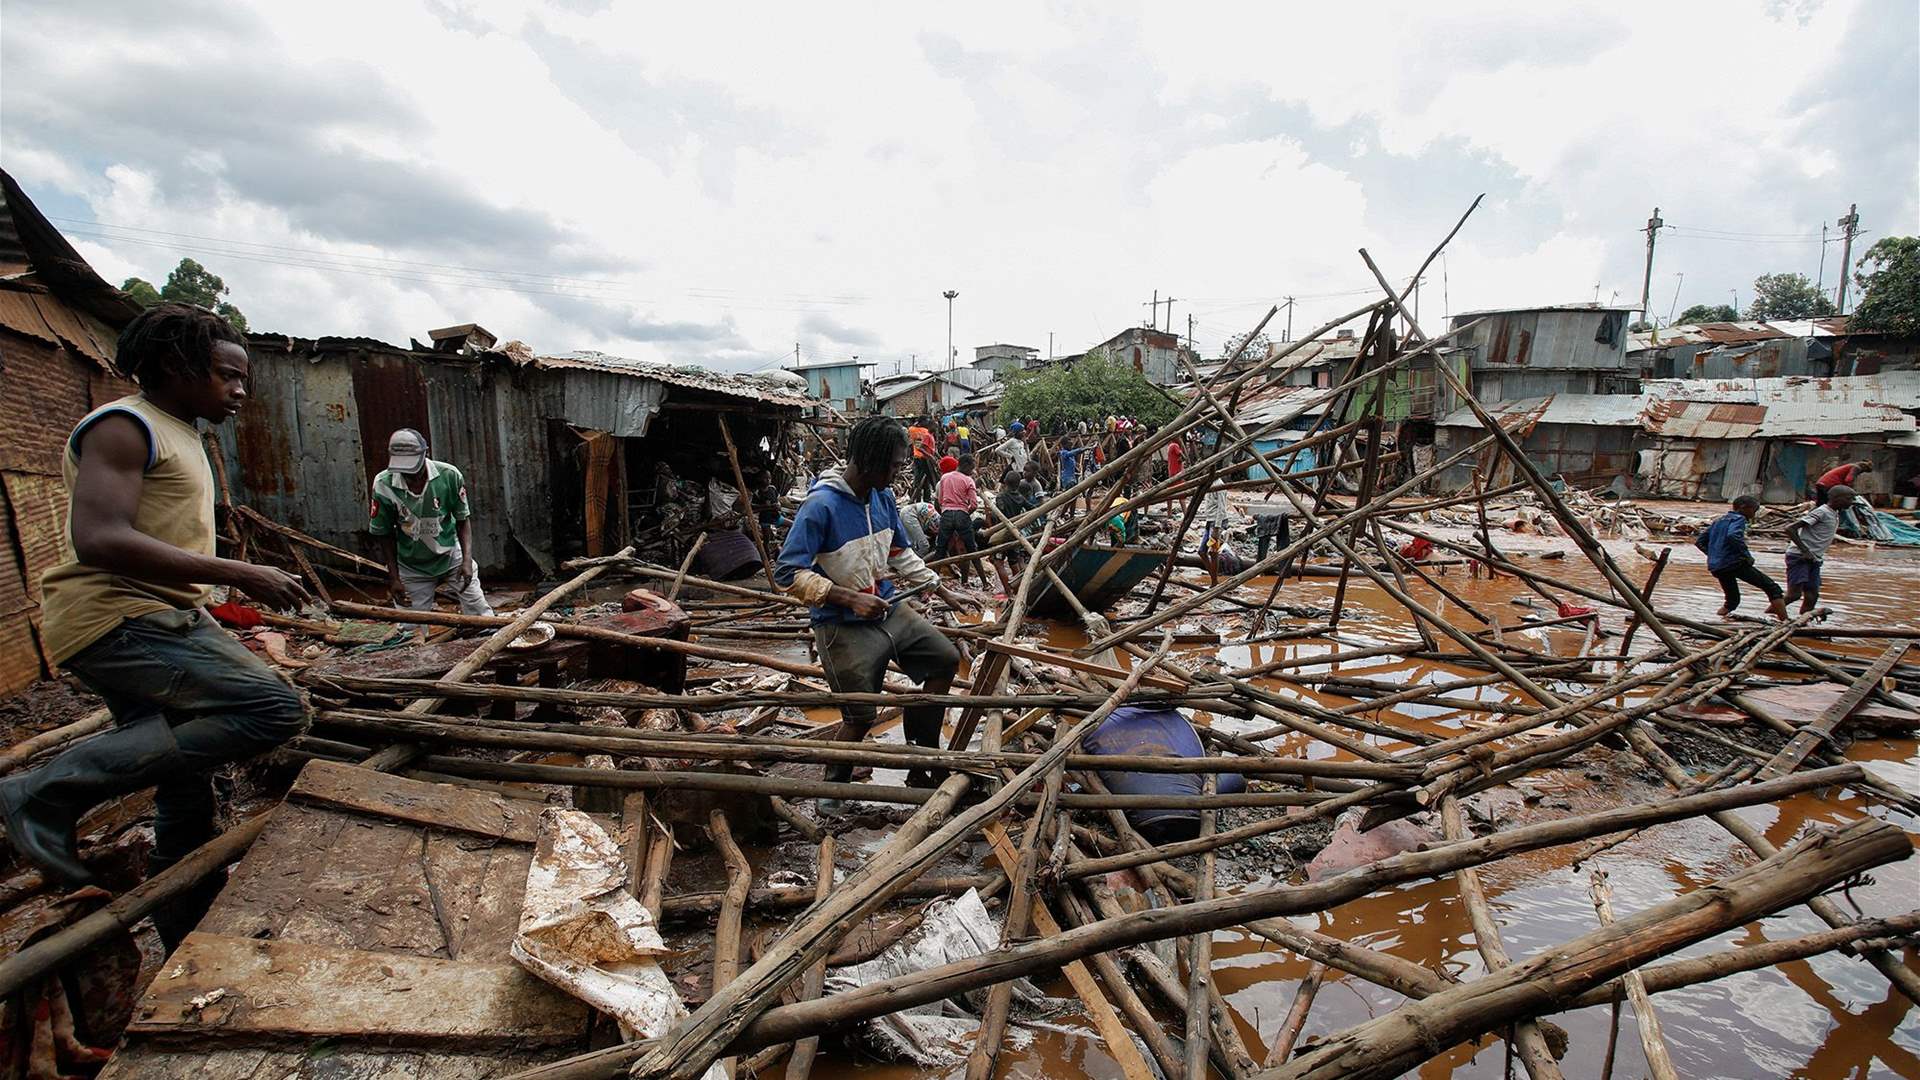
[127,933,590,1043]
[97,1043,560,1079]
[289,758,543,842]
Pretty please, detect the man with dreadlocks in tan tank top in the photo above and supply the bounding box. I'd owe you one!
[0,303,312,949]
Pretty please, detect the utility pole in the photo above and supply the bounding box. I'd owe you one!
[1666,272,1684,325]
[1047,332,1054,362]
[1162,295,1177,332]
[1145,290,1157,328]
[1186,313,1194,354]
[1816,223,1830,303]
[1638,207,1664,326]
[1835,204,1860,313]
[1730,288,1740,316]
[943,289,958,372]
[793,343,800,368]
[1283,296,1294,342]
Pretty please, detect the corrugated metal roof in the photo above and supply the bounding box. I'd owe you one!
[1452,303,1636,320]
[533,351,813,408]
[1231,384,1339,427]
[1640,398,1914,439]
[1628,317,1850,352]
[1644,372,1920,410]
[1436,394,1643,428]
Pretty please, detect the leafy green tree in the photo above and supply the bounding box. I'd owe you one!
[1676,303,1739,325]
[1000,349,1179,430]
[119,257,248,331]
[1850,236,1920,336]
[120,276,162,308]
[1745,271,1835,320]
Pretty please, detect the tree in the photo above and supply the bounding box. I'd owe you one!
[1000,349,1179,430]
[1745,271,1835,320]
[1222,330,1272,362]
[120,257,248,331]
[1849,236,1920,336]
[1676,303,1739,325]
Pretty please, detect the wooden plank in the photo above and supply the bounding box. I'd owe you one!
[290,758,542,842]
[100,1044,561,1080]
[980,823,1157,1080]
[423,831,533,964]
[128,932,591,1043]
[1755,641,1910,780]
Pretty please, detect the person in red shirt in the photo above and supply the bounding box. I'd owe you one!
[906,420,938,501]
[1814,460,1871,504]
[935,454,985,587]
[1166,435,1184,478]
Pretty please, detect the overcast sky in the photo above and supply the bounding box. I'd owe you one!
[4,0,1914,373]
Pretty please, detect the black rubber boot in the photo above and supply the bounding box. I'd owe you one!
[0,719,180,886]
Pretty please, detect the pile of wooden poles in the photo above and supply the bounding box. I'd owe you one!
[5,199,1916,1080]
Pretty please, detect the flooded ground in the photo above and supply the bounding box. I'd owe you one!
[795,516,1920,1079]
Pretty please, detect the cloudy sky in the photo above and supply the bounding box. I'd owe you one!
[3,0,1914,373]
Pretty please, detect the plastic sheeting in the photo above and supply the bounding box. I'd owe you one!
[822,889,1048,1066]
[510,809,723,1078]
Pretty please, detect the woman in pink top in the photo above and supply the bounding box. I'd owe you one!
[935,454,985,586]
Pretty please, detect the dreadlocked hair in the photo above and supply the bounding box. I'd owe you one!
[113,304,245,391]
[847,416,908,481]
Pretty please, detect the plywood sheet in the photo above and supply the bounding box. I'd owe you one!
[127,933,590,1043]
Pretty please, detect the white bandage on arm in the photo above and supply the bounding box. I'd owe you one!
[787,568,836,605]
[888,548,940,591]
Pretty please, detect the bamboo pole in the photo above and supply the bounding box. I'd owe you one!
[1264,963,1324,1068]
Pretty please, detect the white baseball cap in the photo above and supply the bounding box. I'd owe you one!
[387,428,427,474]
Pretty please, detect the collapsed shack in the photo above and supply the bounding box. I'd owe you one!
[216,333,813,580]
[1,201,1918,1080]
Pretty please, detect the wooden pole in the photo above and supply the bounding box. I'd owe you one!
[717,414,781,593]
[710,809,752,1080]
[1182,774,1219,1080]
[1587,869,1678,1080]
[783,837,835,1080]
[1440,797,1565,1080]
[1264,963,1325,1068]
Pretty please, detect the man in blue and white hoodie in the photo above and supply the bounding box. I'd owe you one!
[775,417,968,805]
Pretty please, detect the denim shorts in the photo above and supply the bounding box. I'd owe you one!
[1785,552,1822,591]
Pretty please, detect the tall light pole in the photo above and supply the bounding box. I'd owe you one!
[943,289,959,373]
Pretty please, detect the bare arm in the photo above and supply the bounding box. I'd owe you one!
[1785,520,1816,560]
[380,533,405,602]
[70,414,309,608]
[456,519,477,576]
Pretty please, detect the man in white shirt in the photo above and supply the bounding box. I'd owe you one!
[1783,485,1850,614]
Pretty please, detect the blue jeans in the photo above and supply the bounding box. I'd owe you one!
[64,607,306,867]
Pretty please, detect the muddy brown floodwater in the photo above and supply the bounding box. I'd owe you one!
[788,523,1920,1079]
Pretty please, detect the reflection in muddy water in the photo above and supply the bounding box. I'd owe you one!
[804,532,1920,1079]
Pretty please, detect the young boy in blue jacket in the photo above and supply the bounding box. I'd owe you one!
[1699,494,1787,619]
[775,418,969,807]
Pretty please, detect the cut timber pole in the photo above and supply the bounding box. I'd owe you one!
[1755,640,1909,780]
[503,765,1871,1080]
[1588,870,1678,1080]
[717,414,781,593]
[1264,963,1325,1068]
[1182,774,1219,1080]
[1618,546,1670,659]
[710,809,752,1080]
[0,709,111,777]
[1261,818,1908,1080]
[1440,797,1565,1080]
[620,636,1177,1080]
[783,837,835,1080]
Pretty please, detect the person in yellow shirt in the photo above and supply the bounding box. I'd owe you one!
[0,304,310,947]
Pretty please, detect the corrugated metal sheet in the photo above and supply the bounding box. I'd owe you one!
[535,351,814,408]
[421,358,514,569]
[1646,372,1920,410]
[0,288,58,345]
[1436,394,1643,428]
[1454,308,1632,371]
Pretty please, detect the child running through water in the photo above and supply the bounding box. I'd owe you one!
[1784,485,1851,615]
[1699,494,1787,619]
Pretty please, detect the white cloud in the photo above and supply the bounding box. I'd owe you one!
[1,0,1912,369]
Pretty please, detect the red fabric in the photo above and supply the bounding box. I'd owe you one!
[937,469,978,512]
[1167,441,1183,477]
[939,455,959,474]
[208,600,264,628]
[1816,463,1861,488]
[1399,538,1433,561]
[1556,602,1596,619]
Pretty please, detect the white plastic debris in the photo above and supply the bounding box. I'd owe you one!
[823,889,1048,1066]
[510,809,722,1079]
